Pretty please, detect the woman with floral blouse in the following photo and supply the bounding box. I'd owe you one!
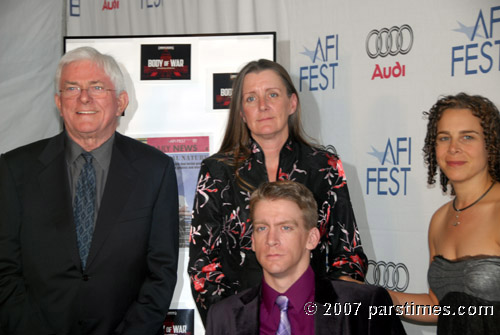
[188,59,367,325]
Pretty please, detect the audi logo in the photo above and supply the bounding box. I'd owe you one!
[366,24,413,58]
[365,260,409,292]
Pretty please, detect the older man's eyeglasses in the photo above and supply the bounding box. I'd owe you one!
[59,85,116,98]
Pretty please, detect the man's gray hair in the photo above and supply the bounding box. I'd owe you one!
[54,46,126,96]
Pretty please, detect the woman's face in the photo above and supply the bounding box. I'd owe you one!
[435,108,489,184]
[241,70,297,144]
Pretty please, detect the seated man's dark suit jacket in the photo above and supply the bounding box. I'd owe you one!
[205,277,406,335]
[0,132,179,335]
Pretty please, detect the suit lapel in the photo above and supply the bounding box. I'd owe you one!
[234,286,261,335]
[37,133,81,270]
[85,133,138,268]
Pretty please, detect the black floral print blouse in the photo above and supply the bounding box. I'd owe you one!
[188,138,367,323]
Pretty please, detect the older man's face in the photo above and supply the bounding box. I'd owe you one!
[55,60,128,146]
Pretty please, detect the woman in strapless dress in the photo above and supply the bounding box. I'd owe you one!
[389,93,500,334]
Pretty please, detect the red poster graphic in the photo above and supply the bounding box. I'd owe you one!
[141,44,191,80]
[163,309,194,335]
[213,72,237,109]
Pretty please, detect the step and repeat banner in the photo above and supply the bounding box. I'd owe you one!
[289,1,500,334]
[65,1,500,334]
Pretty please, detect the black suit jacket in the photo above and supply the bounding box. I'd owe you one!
[205,277,406,335]
[0,132,179,335]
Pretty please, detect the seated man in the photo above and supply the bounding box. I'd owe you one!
[205,180,405,335]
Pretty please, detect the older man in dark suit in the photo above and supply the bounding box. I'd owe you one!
[0,47,179,335]
[205,181,405,335]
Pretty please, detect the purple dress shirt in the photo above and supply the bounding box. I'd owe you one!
[259,266,315,335]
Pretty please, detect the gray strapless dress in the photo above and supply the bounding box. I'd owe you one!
[428,255,500,334]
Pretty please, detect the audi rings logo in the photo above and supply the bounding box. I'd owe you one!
[365,260,409,292]
[366,25,413,58]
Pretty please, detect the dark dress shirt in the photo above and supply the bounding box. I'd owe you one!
[260,266,315,335]
[66,132,114,212]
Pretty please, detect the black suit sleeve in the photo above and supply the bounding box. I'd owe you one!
[367,287,407,335]
[204,302,218,335]
[0,154,54,334]
[114,155,179,335]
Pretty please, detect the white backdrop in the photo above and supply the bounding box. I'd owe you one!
[0,0,63,153]
[2,1,500,334]
[288,1,499,333]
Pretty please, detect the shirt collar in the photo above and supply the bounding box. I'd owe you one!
[261,266,315,313]
[65,132,115,170]
[248,136,295,165]
[249,136,294,154]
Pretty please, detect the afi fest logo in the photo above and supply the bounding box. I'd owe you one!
[451,5,500,76]
[366,24,413,80]
[298,34,339,92]
[366,137,411,196]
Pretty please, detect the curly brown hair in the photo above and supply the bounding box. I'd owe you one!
[423,93,500,193]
